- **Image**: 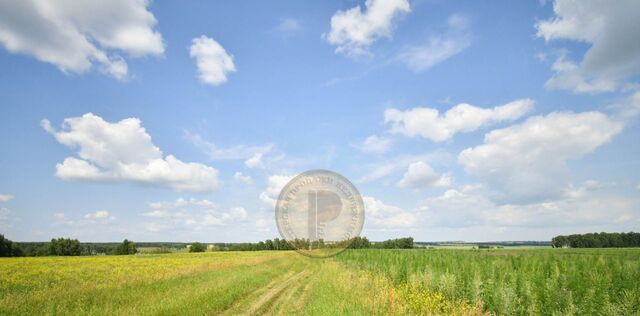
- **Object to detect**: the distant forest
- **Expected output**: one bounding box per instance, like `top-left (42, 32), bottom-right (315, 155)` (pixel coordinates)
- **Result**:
top-left (1, 234), bottom-right (413, 257)
top-left (6, 232), bottom-right (639, 257)
top-left (552, 232), bottom-right (640, 248)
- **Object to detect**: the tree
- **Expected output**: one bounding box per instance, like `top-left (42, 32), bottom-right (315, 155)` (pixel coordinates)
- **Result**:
top-left (189, 242), bottom-right (206, 252)
top-left (374, 237), bottom-right (414, 249)
top-left (348, 236), bottom-right (371, 249)
top-left (113, 239), bottom-right (137, 255)
top-left (0, 234), bottom-right (23, 257)
top-left (48, 238), bottom-right (81, 256)
top-left (552, 232), bottom-right (640, 248)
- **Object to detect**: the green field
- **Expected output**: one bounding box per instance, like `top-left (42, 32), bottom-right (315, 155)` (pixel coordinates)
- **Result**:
top-left (1, 248), bottom-right (639, 315)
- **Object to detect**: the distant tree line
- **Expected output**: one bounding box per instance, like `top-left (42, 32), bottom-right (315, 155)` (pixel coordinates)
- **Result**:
top-left (552, 232), bottom-right (640, 248)
top-left (373, 237), bottom-right (414, 249)
top-left (218, 238), bottom-right (297, 251)
top-left (2, 233), bottom-right (414, 257)
top-left (1, 235), bottom-right (138, 257)
top-left (190, 236), bottom-right (412, 252)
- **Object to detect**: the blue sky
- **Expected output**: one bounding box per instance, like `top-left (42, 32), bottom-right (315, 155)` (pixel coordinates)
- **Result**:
top-left (1, 0), bottom-right (639, 242)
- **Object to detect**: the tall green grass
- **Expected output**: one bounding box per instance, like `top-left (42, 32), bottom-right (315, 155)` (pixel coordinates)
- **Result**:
top-left (336, 248), bottom-right (640, 315)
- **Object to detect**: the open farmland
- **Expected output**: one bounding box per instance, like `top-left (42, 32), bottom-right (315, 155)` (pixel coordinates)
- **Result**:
top-left (1, 248), bottom-right (639, 315)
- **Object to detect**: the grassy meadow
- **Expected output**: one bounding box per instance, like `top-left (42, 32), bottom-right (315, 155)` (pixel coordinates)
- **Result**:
top-left (1, 248), bottom-right (639, 315)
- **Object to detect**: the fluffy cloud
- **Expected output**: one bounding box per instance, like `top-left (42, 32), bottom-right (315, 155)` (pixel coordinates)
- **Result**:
top-left (397, 161), bottom-right (451, 189)
top-left (324, 0), bottom-right (410, 56)
top-left (141, 198), bottom-right (247, 231)
top-left (259, 175), bottom-right (293, 207)
top-left (0, 0), bottom-right (164, 80)
top-left (357, 151), bottom-right (453, 183)
top-left (385, 98), bottom-right (534, 142)
top-left (228, 207), bottom-right (248, 220)
top-left (363, 196), bottom-right (416, 229)
top-left (398, 14), bottom-right (471, 71)
top-left (189, 35), bottom-right (236, 86)
top-left (355, 135), bottom-right (392, 154)
top-left (458, 111), bottom-right (624, 203)
top-left (420, 187), bottom-right (638, 229)
top-left (536, 0), bottom-right (640, 93)
top-left (233, 172), bottom-right (253, 185)
top-left (42, 113), bottom-right (220, 192)
top-left (0, 194), bottom-right (14, 202)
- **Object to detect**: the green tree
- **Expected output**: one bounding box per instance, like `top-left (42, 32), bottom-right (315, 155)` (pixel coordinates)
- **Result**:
top-left (48, 238), bottom-right (81, 256)
top-left (552, 232), bottom-right (640, 248)
top-left (189, 242), bottom-right (206, 252)
top-left (0, 234), bottom-right (23, 257)
top-left (113, 239), bottom-right (137, 255)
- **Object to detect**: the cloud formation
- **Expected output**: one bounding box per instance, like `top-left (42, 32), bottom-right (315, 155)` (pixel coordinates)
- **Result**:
top-left (458, 111), bottom-right (624, 203)
top-left (397, 161), bottom-right (451, 189)
top-left (0, 194), bottom-right (14, 202)
top-left (274, 18), bottom-right (302, 37)
top-left (385, 98), bottom-right (534, 142)
top-left (0, 0), bottom-right (164, 80)
top-left (324, 0), bottom-right (410, 56)
top-left (259, 174), bottom-right (292, 207)
top-left (420, 187), bottom-right (638, 229)
top-left (233, 172), bottom-right (253, 185)
top-left (355, 135), bottom-right (392, 154)
top-left (42, 113), bottom-right (220, 192)
top-left (83, 210), bottom-right (113, 220)
top-left (536, 0), bottom-right (640, 93)
top-left (190, 35), bottom-right (236, 86)
top-left (140, 197), bottom-right (247, 232)
top-left (398, 14), bottom-right (471, 71)
top-left (363, 196), bottom-right (416, 229)
top-left (185, 132), bottom-right (273, 161)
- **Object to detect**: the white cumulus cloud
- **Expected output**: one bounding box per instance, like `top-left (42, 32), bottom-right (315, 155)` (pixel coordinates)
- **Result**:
top-left (0, 194), bottom-right (14, 202)
top-left (42, 113), bottom-right (220, 192)
top-left (259, 174), bottom-right (293, 207)
top-left (363, 196), bottom-right (416, 230)
top-left (385, 98), bottom-right (534, 142)
top-left (458, 111), bottom-right (624, 203)
top-left (189, 35), bottom-right (236, 86)
top-left (397, 161), bottom-right (451, 189)
top-left (420, 188), bottom-right (639, 229)
top-left (536, 0), bottom-right (640, 93)
top-left (324, 0), bottom-right (410, 56)
top-left (0, 0), bottom-right (164, 80)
